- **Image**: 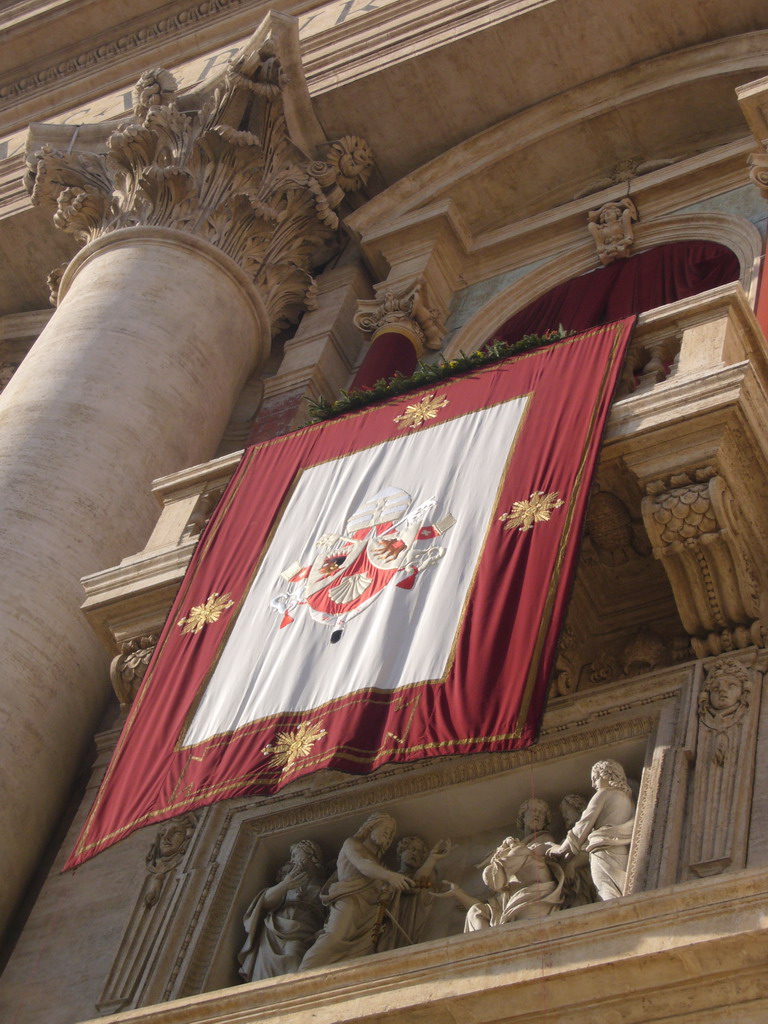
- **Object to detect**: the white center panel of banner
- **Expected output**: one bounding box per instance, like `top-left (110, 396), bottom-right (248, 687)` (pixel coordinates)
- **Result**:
top-left (183, 395), bottom-right (530, 746)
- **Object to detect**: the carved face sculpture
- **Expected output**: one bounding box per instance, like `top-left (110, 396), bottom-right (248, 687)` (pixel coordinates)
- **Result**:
top-left (157, 821), bottom-right (187, 859)
top-left (707, 673), bottom-right (744, 711)
top-left (367, 816), bottom-right (396, 851)
top-left (518, 798), bottom-right (551, 835)
top-left (397, 835), bottom-right (428, 870)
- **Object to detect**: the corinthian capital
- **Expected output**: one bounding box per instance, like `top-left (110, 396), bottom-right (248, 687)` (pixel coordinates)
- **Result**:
top-left (24, 26), bottom-right (373, 334)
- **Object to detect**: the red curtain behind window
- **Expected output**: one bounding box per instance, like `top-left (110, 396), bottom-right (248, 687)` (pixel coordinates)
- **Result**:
top-left (494, 241), bottom-right (740, 344)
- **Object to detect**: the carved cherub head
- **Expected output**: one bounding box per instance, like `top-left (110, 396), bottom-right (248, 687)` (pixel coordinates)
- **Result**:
top-left (559, 793), bottom-right (588, 831)
top-left (516, 797), bottom-right (551, 836)
top-left (146, 813), bottom-right (196, 874)
top-left (699, 658), bottom-right (751, 716)
top-left (397, 835), bottom-right (429, 870)
top-left (590, 759), bottom-right (632, 794)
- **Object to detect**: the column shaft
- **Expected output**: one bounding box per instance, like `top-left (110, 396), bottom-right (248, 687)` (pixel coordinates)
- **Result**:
top-left (0, 227), bottom-right (268, 935)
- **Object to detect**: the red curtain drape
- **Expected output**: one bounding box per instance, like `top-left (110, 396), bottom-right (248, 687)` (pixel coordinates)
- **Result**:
top-left (494, 241), bottom-right (740, 344)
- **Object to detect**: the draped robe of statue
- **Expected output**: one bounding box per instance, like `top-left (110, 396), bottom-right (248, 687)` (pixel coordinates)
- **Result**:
top-left (238, 875), bottom-right (324, 981)
top-left (562, 788), bottom-right (635, 900)
top-left (465, 832), bottom-right (564, 931)
top-left (299, 837), bottom-right (387, 969)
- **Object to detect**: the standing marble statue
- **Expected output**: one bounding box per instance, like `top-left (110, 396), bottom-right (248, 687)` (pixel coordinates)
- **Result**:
top-left (378, 835), bottom-right (452, 949)
top-left (557, 794), bottom-right (597, 908)
top-left (299, 813), bottom-right (414, 970)
top-left (238, 839), bottom-right (325, 981)
top-left (451, 798), bottom-right (564, 929)
top-left (548, 760), bottom-right (635, 900)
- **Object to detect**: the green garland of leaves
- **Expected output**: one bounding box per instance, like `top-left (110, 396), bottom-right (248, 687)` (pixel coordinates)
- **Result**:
top-left (306, 327), bottom-right (569, 422)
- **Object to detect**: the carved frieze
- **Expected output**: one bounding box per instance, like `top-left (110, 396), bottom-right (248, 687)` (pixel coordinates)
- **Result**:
top-left (587, 197), bottom-right (638, 265)
top-left (641, 467), bottom-right (766, 658)
top-left (353, 282), bottom-right (446, 353)
top-left (25, 51), bottom-right (373, 333)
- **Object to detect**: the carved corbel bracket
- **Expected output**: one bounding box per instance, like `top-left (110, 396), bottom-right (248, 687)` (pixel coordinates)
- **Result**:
top-left (747, 150), bottom-right (768, 201)
top-left (641, 466), bottom-right (765, 657)
top-left (587, 197), bottom-right (638, 266)
top-left (736, 76), bottom-right (768, 199)
top-left (353, 280), bottom-right (446, 354)
top-left (110, 633), bottom-right (159, 714)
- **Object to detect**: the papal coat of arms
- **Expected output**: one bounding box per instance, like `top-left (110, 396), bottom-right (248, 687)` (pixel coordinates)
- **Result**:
top-left (271, 486), bottom-right (456, 642)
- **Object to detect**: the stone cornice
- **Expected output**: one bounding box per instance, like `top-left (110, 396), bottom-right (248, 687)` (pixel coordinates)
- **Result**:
top-left (0, 1), bottom-right (329, 136)
top-left (78, 865), bottom-right (768, 1024)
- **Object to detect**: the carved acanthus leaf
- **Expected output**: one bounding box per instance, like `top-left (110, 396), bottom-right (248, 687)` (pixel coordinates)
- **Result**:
top-left (26, 52), bottom-right (374, 330)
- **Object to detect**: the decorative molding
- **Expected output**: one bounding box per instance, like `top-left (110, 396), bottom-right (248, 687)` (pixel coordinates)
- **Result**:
top-left (587, 197), bottom-right (638, 265)
top-left (354, 281), bottom-right (445, 353)
top-left (0, 0), bottom-right (247, 109)
top-left (25, 37), bottom-right (373, 332)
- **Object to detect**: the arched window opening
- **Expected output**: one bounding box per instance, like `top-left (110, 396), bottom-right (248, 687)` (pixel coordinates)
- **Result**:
top-left (494, 241), bottom-right (740, 344)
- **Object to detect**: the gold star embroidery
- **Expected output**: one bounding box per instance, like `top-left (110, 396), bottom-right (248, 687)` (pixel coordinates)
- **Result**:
top-left (499, 491), bottom-right (565, 533)
top-left (177, 592), bottom-right (235, 635)
top-left (394, 393), bottom-right (449, 430)
top-left (263, 721), bottom-right (327, 773)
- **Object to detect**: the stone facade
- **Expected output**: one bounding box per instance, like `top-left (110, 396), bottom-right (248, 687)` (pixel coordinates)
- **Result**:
top-left (3, 2), bottom-right (768, 1023)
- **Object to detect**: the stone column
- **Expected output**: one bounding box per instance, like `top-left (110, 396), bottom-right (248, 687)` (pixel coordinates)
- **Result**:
top-left (2, 38), bottom-right (373, 936)
top-left (0, 227), bottom-right (267, 937)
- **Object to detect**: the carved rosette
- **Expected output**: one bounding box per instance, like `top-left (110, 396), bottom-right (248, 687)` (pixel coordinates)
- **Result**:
top-left (353, 283), bottom-right (446, 353)
top-left (110, 634), bottom-right (159, 714)
top-left (642, 467), bottom-right (765, 657)
top-left (25, 56), bottom-right (374, 332)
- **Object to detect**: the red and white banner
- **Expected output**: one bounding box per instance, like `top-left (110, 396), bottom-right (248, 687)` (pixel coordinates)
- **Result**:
top-left (67, 320), bottom-right (634, 868)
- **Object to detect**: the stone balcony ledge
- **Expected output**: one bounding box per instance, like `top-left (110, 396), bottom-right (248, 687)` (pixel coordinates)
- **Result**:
top-left (81, 864), bottom-right (768, 1024)
top-left (81, 282), bottom-right (768, 654)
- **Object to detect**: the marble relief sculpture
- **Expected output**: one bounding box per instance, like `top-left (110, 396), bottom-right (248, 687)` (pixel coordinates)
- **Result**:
top-left (451, 799), bottom-right (565, 930)
top-left (548, 759), bottom-right (636, 900)
top-left (587, 198), bottom-right (638, 265)
top-left (238, 767), bottom-right (637, 980)
top-left (558, 794), bottom-right (598, 908)
top-left (238, 840), bottom-right (326, 982)
top-left (298, 813), bottom-right (415, 970)
top-left (379, 835), bottom-right (452, 950)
